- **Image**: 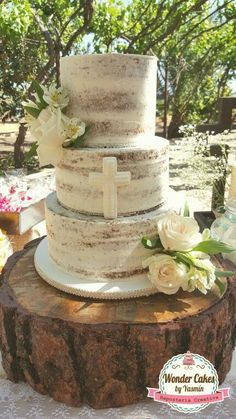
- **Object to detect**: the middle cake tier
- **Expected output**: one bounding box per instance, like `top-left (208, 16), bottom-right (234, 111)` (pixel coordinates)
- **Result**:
top-left (56, 137), bottom-right (169, 216)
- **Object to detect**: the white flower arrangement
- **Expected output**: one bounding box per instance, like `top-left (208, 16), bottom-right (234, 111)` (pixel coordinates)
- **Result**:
top-left (42, 84), bottom-right (69, 109)
top-left (142, 212), bottom-right (236, 295)
top-left (22, 81), bottom-right (86, 167)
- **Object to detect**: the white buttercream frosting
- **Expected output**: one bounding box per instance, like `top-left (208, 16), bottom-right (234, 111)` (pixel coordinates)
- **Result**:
top-left (56, 137), bottom-right (169, 215)
top-left (60, 54), bottom-right (157, 147)
top-left (46, 193), bottom-right (174, 283)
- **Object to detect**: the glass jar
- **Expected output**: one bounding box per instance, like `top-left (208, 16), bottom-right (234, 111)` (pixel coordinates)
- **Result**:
top-left (210, 199), bottom-right (236, 265)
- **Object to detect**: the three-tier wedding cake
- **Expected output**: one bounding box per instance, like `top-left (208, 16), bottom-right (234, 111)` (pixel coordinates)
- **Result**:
top-left (34, 53), bottom-right (177, 298)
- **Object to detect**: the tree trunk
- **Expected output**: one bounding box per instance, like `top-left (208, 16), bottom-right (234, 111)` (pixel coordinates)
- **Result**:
top-left (14, 123), bottom-right (27, 168)
top-left (55, 44), bottom-right (60, 87)
top-left (167, 108), bottom-right (185, 138)
top-left (163, 61), bottom-right (168, 138)
top-left (211, 144), bottom-right (229, 211)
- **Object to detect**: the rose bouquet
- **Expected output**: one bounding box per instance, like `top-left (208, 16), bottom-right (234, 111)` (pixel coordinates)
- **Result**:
top-left (142, 212), bottom-right (236, 295)
top-left (23, 81), bottom-right (86, 167)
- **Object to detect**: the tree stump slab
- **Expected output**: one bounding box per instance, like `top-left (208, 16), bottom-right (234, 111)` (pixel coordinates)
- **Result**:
top-left (0, 238), bottom-right (236, 408)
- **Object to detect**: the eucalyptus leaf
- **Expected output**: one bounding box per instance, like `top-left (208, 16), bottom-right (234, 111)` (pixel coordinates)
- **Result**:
top-left (215, 278), bottom-right (226, 295)
top-left (141, 236), bottom-right (163, 250)
top-left (192, 240), bottom-right (236, 255)
top-left (24, 106), bottom-right (41, 118)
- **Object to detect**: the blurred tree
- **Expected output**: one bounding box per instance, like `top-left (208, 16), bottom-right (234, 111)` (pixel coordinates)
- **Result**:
top-left (0, 0), bottom-right (93, 117)
top-left (0, 0), bottom-right (93, 165)
top-left (91, 0), bottom-right (236, 136)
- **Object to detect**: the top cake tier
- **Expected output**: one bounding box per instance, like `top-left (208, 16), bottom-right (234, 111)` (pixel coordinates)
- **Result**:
top-left (60, 54), bottom-right (157, 148)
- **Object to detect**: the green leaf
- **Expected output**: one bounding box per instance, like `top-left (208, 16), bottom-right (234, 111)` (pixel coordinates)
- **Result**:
top-left (202, 228), bottom-right (211, 241)
top-left (192, 240), bottom-right (236, 255)
top-left (75, 125), bottom-right (90, 147)
top-left (215, 270), bottom-right (236, 278)
top-left (180, 200), bottom-right (190, 217)
top-left (141, 236), bottom-right (163, 250)
top-left (36, 101), bottom-right (47, 111)
top-left (173, 251), bottom-right (195, 267)
top-left (215, 278), bottom-right (226, 295)
top-left (31, 80), bottom-right (47, 107)
top-left (24, 106), bottom-right (41, 118)
top-left (73, 136), bottom-right (87, 148)
top-left (24, 142), bottom-right (38, 161)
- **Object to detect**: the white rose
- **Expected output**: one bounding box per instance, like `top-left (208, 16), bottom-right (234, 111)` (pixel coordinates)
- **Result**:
top-left (29, 107), bottom-right (64, 144)
top-left (28, 107), bottom-right (66, 167)
top-left (37, 143), bottom-right (63, 167)
top-left (143, 254), bottom-right (188, 295)
top-left (28, 107), bottom-right (51, 141)
top-left (157, 213), bottom-right (202, 252)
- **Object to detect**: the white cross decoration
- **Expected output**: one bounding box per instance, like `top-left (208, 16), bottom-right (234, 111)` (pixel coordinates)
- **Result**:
top-left (89, 157), bottom-right (131, 219)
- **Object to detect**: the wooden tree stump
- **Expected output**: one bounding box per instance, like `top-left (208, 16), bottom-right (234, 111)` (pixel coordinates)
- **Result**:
top-left (0, 238), bottom-right (236, 409)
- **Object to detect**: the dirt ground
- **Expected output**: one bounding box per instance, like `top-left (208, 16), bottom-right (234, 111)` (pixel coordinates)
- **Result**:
top-left (1, 123), bottom-right (236, 212)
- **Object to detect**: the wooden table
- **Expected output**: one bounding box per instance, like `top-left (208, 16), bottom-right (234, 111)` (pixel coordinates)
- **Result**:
top-left (0, 233), bottom-right (236, 408)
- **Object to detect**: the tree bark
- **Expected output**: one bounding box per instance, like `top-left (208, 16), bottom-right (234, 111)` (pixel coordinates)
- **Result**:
top-left (167, 108), bottom-right (184, 138)
top-left (13, 123), bottom-right (28, 168)
top-left (210, 144), bottom-right (229, 211)
top-left (163, 61), bottom-right (168, 138)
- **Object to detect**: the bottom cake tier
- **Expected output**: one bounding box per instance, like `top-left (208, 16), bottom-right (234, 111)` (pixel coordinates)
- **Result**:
top-left (35, 192), bottom-right (180, 298)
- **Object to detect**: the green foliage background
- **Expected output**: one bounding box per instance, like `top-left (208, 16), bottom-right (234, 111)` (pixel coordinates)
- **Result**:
top-left (0, 0), bottom-right (235, 128)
